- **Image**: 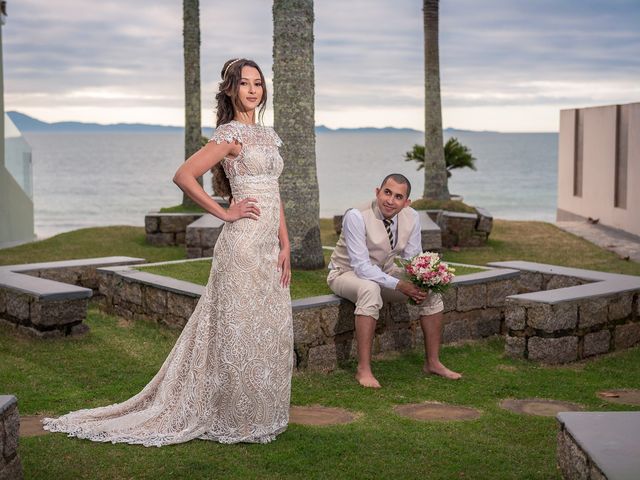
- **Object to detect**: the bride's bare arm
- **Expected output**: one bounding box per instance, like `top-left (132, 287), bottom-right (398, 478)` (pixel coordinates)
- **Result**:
top-left (172, 141), bottom-right (260, 222)
top-left (277, 201), bottom-right (291, 287)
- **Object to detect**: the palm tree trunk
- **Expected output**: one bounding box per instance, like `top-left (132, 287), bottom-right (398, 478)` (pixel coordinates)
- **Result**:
top-left (182, 0), bottom-right (203, 208)
top-left (273, 0), bottom-right (324, 269)
top-left (423, 0), bottom-right (450, 200)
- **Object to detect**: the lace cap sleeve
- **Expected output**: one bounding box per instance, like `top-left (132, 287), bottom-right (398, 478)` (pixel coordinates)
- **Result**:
top-left (271, 129), bottom-right (284, 147)
top-left (209, 123), bottom-right (242, 145)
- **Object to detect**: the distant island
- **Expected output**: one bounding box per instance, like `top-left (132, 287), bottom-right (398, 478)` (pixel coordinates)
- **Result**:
top-left (7, 111), bottom-right (550, 135)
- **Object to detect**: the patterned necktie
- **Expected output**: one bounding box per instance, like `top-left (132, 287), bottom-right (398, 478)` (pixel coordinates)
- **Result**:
top-left (383, 218), bottom-right (394, 248)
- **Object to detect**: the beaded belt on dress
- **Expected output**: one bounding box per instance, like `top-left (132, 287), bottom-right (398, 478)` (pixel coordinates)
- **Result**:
top-left (231, 174), bottom-right (280, 196)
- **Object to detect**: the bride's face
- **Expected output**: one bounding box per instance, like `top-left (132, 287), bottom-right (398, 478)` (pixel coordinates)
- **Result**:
top-left (235, 66), bottom-right (263, 114)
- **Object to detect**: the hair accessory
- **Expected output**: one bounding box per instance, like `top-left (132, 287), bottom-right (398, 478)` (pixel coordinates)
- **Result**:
top-left (223, 59), bottom-right (242, 79)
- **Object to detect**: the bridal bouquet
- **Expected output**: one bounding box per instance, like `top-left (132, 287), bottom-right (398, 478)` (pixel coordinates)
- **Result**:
top-left (395, 251), bottom-right (455, 300)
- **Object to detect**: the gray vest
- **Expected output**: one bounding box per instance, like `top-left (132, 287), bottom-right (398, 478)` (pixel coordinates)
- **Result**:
top-left (330, 200), bottom-right (418, 273)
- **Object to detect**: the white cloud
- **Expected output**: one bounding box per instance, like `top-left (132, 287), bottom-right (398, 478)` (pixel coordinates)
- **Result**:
top-left (3, 0), bottom-right (639, 131)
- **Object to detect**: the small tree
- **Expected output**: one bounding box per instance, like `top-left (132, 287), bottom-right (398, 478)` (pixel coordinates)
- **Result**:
top-left (405, 137), bottom-right (476, 178)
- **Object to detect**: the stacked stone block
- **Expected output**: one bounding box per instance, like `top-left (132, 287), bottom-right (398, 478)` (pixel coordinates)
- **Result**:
top-left (185, 214), bottom-right (226, 258)
top-left (145, 213), bottom-right (204, 246)
top-left (0, 396), bottom-right (22, 480)
top-left (505, 288), bottom-right (640, 364)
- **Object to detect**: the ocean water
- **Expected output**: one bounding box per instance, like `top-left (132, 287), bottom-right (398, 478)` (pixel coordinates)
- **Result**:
top-left (22, 130), bottom-right (558, 240)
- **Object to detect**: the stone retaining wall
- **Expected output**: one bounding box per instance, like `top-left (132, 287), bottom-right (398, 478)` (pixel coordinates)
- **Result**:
top-left (145, 213), bottom-right (204, 246)
top-left (0, 395), bottom-right (22, 480)
top-left (505, 290), bottom-right (640, 364)
top-left (431, 208), bottom-right (493, 248)
top-left (557, 419), bottom-right (608, 479)
top-left (491, 261), bottom-right (640, 364)
top-left (0, 257), bottom-right (146, 338)
top-left (96, 263), bottom-right (521, 371)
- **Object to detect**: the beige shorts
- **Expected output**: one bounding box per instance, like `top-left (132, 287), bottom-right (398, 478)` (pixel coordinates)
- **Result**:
top-left (327, 266), bottom-right (444, 320)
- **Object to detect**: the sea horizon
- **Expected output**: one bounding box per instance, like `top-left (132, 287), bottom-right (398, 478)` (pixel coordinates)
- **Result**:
top-left (20, 126), bottom-right (558, 241)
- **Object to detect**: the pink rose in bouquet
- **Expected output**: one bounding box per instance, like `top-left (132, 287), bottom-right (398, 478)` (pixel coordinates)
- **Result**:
top-left (394, 251), bottom-right (455, 302)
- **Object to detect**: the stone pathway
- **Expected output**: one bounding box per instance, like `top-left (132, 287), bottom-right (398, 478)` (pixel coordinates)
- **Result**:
top-left (394, 402), bottom-right (481, 421)
top-left (499, 399), bottom-right (583, 417)
top-left (556, 221), bottom-right (640, 262)
top-left (289, 406), bottom-right (358, 426)
top-left (597, 389), bottom-right (640, 406)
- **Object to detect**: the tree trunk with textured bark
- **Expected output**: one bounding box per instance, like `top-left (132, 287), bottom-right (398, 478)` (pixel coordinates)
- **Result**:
top-left (273, 0), bottom-right (324, 269)
top-left (182, 0), bottom-right (203, 207)
top-left (423, 0), bottom-right (450, 200)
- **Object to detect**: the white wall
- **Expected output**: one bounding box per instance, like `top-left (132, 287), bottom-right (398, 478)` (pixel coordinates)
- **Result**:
top-left (557, 102), bottom-right (640, 237)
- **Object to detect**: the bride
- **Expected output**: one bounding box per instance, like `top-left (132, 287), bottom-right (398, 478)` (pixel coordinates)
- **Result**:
top-left (42, 58), bottom-right (294, 446)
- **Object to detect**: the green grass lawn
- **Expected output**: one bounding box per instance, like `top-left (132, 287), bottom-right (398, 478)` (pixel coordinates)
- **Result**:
top-left (136, 255), bottom-right (483, 300)
top-left (441, 220), bottom-right (640, 276)
top-left (2, 310), bottom-right (639, 479)
top-left (1, 218), bottom-right (639, 478)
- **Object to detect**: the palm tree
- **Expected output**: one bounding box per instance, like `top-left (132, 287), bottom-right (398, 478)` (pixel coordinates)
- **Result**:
top-left (273, 0), bottom-right (324, 269)
top-left (182, 0), bottom-right (202, 208)
top-left (405, 138), bottom-right (477, 177)
top-left (423, 0), bottom-right (450, 200)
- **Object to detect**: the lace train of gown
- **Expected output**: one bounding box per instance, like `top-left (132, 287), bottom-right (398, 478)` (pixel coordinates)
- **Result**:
top-left (42, 121), bottom-right (294, 447)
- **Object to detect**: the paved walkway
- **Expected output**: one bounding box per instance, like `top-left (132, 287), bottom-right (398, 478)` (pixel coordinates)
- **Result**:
top-left (556, 221), bottom-right (640, 263)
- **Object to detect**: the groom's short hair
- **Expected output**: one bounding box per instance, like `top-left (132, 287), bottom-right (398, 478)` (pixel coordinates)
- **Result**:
top-left (380, 173), bottom-right (412, 198)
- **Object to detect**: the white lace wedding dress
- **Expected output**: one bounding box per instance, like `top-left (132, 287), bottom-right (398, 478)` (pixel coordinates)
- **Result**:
top-left (42, 121), bottom-right (294, 447)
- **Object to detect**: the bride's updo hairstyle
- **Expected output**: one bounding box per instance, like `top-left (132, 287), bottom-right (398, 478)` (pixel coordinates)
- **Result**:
top-left (212, 58), bottom-right (268, 199)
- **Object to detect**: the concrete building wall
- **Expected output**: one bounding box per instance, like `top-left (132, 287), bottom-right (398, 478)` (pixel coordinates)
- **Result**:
top-left (557, 102), bottom-right (640, 237)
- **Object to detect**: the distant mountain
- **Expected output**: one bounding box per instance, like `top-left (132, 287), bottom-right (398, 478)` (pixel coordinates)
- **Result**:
top-left (6, 111), bottom-right (554, 135)
top-left (315, 124), bottom-right (421, 133)
top-left (8, 112), bottom-right (423, 134)
top-left (7, 111), bottom-right (192, 133)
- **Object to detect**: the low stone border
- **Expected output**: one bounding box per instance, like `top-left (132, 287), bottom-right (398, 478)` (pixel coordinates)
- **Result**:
top-left (0, 395), bottom-right (23, 480)
top-left (435, 208), bottom-right (493, 248)
top-left (145, 213), bottom-right (204, 246)
top-left (0, 257), bottom-right (145, 338)
top-left (491, 261), bottom-right (640, 364)
top-left (500, 398), bottom-right (583, 417)
top-left (96, 260), bottom-right (520, 371)
top-left (289, 405), bottom-right (359, 426)
top-left (185, 214), bottom-right (225, 258)
top-left (393, 402), bottom-right (481, 421)
top-left (557, 412), bottom-right (640, 479)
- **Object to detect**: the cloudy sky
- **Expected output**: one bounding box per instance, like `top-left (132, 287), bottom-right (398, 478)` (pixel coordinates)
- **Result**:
top-left (3, 0), bottom-right (639, 132)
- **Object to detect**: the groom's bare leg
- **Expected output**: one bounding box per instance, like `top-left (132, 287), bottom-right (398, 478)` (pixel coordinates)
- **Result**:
top-left (354, 315), bottom-right (381, 388)
top-left (419, 312), bottom-right (462, 380)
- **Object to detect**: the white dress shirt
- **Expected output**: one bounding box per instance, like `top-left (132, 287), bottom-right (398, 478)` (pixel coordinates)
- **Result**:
top-left (330, 207), bottom-right (422, 290)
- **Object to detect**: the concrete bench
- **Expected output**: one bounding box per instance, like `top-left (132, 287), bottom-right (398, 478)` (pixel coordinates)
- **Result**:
top-left (0, 395), bottom-right (22, 480)
top-left (0, 257), bottom-right (145, 338)
top-left (489, 261), bottom-right (640, 363)
top-left (557, 412), bottom-right (640, 479)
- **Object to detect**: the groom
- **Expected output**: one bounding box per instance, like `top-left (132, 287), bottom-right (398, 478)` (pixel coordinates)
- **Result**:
top-left (327, 173), bottom-right (461, 388)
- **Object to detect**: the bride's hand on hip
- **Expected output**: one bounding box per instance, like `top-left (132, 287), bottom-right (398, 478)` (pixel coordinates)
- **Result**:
top-left (277, 246), bottom-right (291, 288)
top-left (224, 197), bottom-right (260, 222)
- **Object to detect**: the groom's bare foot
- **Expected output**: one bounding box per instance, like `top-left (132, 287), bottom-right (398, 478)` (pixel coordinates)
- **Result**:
top-left (355, 367), bottom-right (381, 388)
top-left (423, 362), bottom-right (462, 380)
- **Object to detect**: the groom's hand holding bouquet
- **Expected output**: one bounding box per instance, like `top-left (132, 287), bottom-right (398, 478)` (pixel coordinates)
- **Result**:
top-left (395, 251), bottom-right (455, 305)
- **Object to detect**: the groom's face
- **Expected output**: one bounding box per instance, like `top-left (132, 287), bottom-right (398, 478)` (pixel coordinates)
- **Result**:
top-left (375, 178), bottom-right (411, 219)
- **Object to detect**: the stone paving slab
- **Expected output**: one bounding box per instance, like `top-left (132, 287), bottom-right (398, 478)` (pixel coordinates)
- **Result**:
top-left (499, 398), bottom-right (583, 417)
top-left (597, 389), bottom-right (640, 406)
top-left (19, 415), bottom-right (47, 437)
top-left (556, 221), bottom-right (640, 263)
top-left (394, 402), bottom-right (481, 421)
top-left (558, 412), bottom-right (640, 480)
